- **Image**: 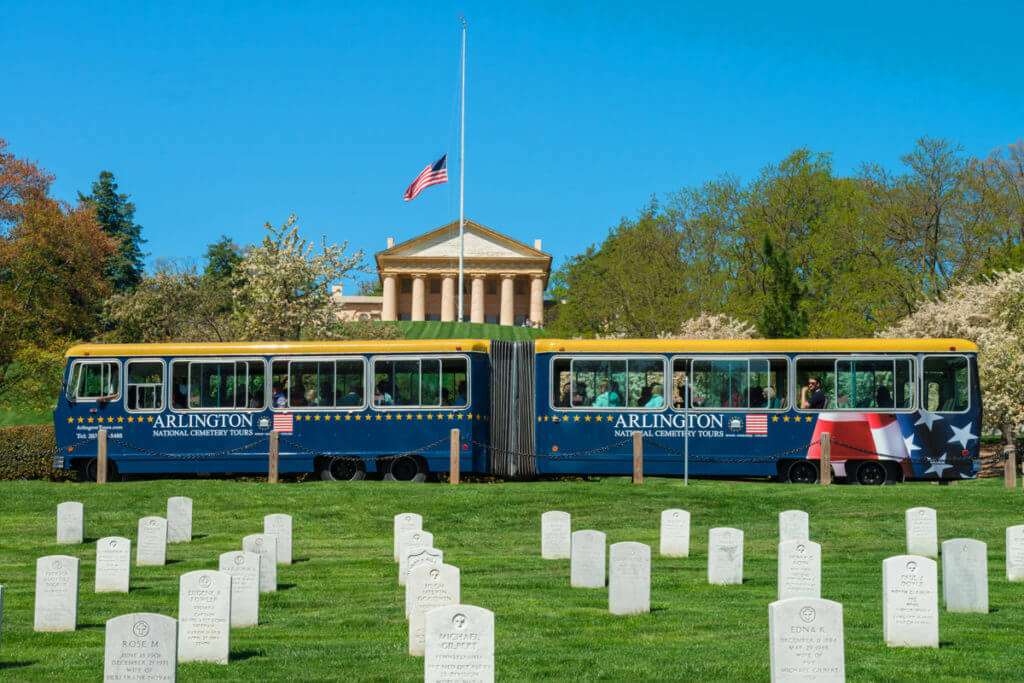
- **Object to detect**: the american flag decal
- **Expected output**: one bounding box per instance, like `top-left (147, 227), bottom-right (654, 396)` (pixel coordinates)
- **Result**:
top-left (746, 414), bottom-right (768, 434)
top-left (272, 413), bottom-right (294, 435)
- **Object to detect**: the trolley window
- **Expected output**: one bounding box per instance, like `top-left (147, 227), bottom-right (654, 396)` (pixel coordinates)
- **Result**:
top-left (269, 358), bottom-right (365, 409)
top-left (689, 358), bottom-right (788, 410)
top-left (835, 358), bottom-right (913, 410)
top-left (794, 358), bottom-right (838, 410)
top-left (567, 357), bottom-right (666, 409)
top-left (125, 360), bottom-right (164, 412)
top-left (170, 359), bottom-right (265, 410)
top-left (923, 355), bottom-right (970, 413)
top-left (67, 360), bottom-right (120, 402)
top-left (373, 357), bottom-right (468, 408)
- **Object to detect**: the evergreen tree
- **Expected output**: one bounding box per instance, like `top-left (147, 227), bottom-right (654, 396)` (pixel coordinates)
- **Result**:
top-left (79, 171), bottom-right (146, 292)
top-left (757, 236), bottom-right (808, 338)
top-left (204, 234), bottom-right (243, 282)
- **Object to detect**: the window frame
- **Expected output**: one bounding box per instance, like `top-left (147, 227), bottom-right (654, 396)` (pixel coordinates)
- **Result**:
top-left (124, 358), bottom-right (166, 413)
top-left (370, 354), bottom-right (470, 411)
top-left (682, 355), bottom-right (791, 412)
top-left (921, 353), bottom-right (971, 415)
top-left (66, 359), bottom-right (121, 403)
top-left (793, 354), bottom-right (917, 413)
top-left (269, 356), bottom-right (367, 412)
top-left (549, 355), bottom-right (669, 412)
top-left (169, 357), bottom-right (267, 413)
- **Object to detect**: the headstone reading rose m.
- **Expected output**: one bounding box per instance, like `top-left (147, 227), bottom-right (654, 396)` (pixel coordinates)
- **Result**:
top-left (96, 536), bottom-right (131, 593)
top-left (905, 507), bottom-right (938, 557)
top-left (57, 501), bottom-right (83, 545)
top-left (768, 597), bottom-right (845, 682)
top-left (424, 604), bottom-right (494, 683)
top-left (241, 534), bottom-right (278, 593)
top-left (778, 540), bottom-right (821, 600)
top-left (779, 510), bottom-right (809, 544)
top-left (264, 513), bottom-right (293, 565)
top-left (104, 613), bottom-right (177, 683)
top-left (708, 527), bottom-right (744, 585)
top-left (1005, 525), bottom-right (1024, 582)
top-left (34, 555), bottom-right (79, 631)
top-left (571, 530), bottom-right (607, 589)
top-left (882, 554), bottom-right (939, 648)
top-left (218, 551), bottom-right (260, 627)
top-left (609, 542), bottom-right (650, 615)
top-left (166, 496), bottom-right (193, 544)
top-left (941, 538), bottom-right (988, 613)
top-left (659, 509), bottom-right (690, 557)
top-left (398, 530), bottom-right (435, 587)
top-left (404, 548), bottom-right (444, 589)
top-left (394, 513), bottom-right (423, 562)
top-left (407, 563), bottom-right (460, 656)
top-left (136, 516), bottom-right (168, 567)
top-left (177, 570), bottom-right (231, 664)
top-left (541, 511), bottom-right (571, 560)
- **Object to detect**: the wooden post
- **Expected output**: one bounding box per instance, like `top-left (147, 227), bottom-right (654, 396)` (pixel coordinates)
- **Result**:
top-left (97, 428), bottom-right (108, 484)
top-left (1005, 445), bottom-right (1018, 488)
top-left (268, 430), bottom-right (279, 484)
top-left (632, 431), bottom-right (643, 484)
top-left (450, 429), bottom-right (460, 485)
top-left (820, 431), bottom-right (831, 485)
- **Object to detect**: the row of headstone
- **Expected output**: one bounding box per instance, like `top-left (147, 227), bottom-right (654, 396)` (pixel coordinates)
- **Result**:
top-left (58, 497), bottom-right (196, 546)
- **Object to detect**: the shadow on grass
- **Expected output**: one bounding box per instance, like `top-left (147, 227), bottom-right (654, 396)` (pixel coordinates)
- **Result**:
top-left (291, 558), bottom-right (310, 564)
top-left (192, 534), bottom-right (209, 540)
top-left (164, 559), bottom-right (184, 565)
top-left (0, 662), bottom-right (36, 670)
top-left (80, 623), bottom-right (106, 629)
top-left (650, 606), bottom-right (668, 613)
top-left (277, 583), bottom-right (297, 591)
top-left (940, 642), bottom-right (955, 648)
top-left (231, 649), bottom-right (265, 661)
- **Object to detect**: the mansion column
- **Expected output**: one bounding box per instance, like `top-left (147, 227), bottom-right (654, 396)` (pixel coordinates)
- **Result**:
top-left (530, 275), bottom-right (545, 326)
top-left (441, 276), bottom-right (456, 322)
top-left (470, 274), bottom-right (485, 324)
top-left (500, 274), bottom-right (515, 326)
top-left (381, 273), bottom-right (397, 321)
top-left (411, 274), bottom-right (426, 321)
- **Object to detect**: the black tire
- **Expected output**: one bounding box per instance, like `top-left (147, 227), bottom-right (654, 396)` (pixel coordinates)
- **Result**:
top-left (383, 456), bottom-right (427, 483)
top-left (78, 459), bottom-right (120, 483)
top-left (786, 460), bottom-right (819, 484)
top-left (319, 457), bottom-right (367, 481)
top-left (854, 460), bottom-right (888, 486)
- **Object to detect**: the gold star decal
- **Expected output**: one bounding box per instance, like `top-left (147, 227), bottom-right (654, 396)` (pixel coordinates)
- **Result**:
top-left (314, 415), bottom-right (321, 421)
top-left (345, 414), bottom-right (351, 420)
top-left (783, 416), bottom-right (790, 422)
top-left (67, 417), bottom-right (74, 423)
top-left (467, 413), bottom-right (474, 420)
top-left (394, 414), bottom-right (401, 420)
top-left (126, 416), bottom-right (133, 423)
top-left (76, 417), bottom-right (84, 423)
top-left (537, 416), bottom-right (543, 422)
top-left (406, 414), bottom-right (413, 420)
top-left (416, 414), bottom-right (422, 420)
top-left (375, 414), bottom-right (382, 421)
top-left (147, 416), bottom-right (154, 422)
top-left (574, 415), bottom-right (580, 422)
top-left (448, 413), bottom-right (455, 420)
top-left (427, 414), bottom-right (433, 420)
top-left (87, 417), bottom-right (94, 423)
top-left (772, 416), bottom-right (779, 422)
top-left (457, 413), bottom-right (463, 420)
top-left (117, 416), bottom-right (124, 423)
top-left (584, 415), bottom-right (591, 422)
top-left (385, 414), bottom-right (392, 420)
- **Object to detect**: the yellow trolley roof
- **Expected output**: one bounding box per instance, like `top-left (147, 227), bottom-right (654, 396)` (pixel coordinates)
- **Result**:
top-left (66, 339), bottom-right (491, 357)
top-left (534, 338), bottom-right (977, 353)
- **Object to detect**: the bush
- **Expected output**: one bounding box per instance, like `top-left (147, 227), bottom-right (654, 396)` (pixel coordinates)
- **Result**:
top-left (0, 424), bottom-right (77, 481)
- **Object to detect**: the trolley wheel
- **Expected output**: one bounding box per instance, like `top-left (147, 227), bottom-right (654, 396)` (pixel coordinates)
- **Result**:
top-left (786, 460), bottom-right (819, 484)
top-left (78, 459), bottom-right (120, 483)
top-left (383, 456), bottom-right (427, 483)
top-left (319, 457), bottom-right (366, 481)
top-left (854, 460), bottom-right (888, 486)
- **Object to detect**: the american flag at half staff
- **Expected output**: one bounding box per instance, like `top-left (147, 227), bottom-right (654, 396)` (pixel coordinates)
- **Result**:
top-left (403, 154), bottom-right (448, 201)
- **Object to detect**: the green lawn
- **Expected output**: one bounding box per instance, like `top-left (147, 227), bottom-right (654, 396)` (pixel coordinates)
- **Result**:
top-left (0, 477), bottom-right (1021, 681)
top-left (0, 406), bottom-right (51, 428)
top-left (396, 320), bottom-right (549, 341)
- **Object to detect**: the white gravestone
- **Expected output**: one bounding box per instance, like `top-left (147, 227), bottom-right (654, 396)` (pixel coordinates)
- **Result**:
top-left (779, 510), bottom-right (809, 544)
top-left (394, 513), bottom-right (423, 562)
top-left (941, 538), bottom-right (988, 613)
top-left (778, 540), bottom-right (821, 600)
top-left (424, 604), bottom-right (494, 683)
top-left (905, 507), bottom-right (938, 557)
top-left (408, 563), bottom-right (460, 656)
top-left (96, 536), bottom-right (131, 593)
top-left (219, 551), bottom-right (260, 627)
top-left (398, 530), bottom-right (435, 586)
top-left (34, 555), bottom-right (79, 631)
top-left (57, 501), bottom-right (83, 544)
top-left (242, 534), bottom-right (278, 593)
top-left (178, 570), bottom-right (231, 664)
top-left (137, 516), bottom-right (168, 566)
top-left (708, 527), bottom-right (744, 585)
top-left (769, 597), bottom-right (845, 682)
top-left (541, 511), bottom-right (571, 560)
top-left (166, 496), bottom-right (193, 543)
top-left (1007, 525), bottom-right (1024, 582)
top-left (882, 554), bottom-right (939, 648)
top-left (404, 548), bottom-right (444, 589)
top-left (264, 513), bottom-right (293, 565)
top-left (571, 530), bottom-right (607, 589)
top-left (104, 613), bottom-right (177, 683)
top-left (609, 542), bottom-right (650, 615)
top-left (660, 509), bottom-right (690, 557)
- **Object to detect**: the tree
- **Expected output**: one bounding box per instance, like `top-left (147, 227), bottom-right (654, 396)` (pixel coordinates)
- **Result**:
top-left (204, 235), bottom-right (244, 283)
top-left (355, 279), bottom-right (384, 296)
top-left (658, 313), bottom-right (758, 340)
top-left (756, 236), bottom-right (808, 338)
top-left (79, 171), bottom-right (146, 293)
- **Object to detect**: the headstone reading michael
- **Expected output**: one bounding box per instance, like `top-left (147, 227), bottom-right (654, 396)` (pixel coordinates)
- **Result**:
top-left (659, 509), bottom-right (690, 557)
top-left (242, 534), bottom-right (278, 593)
top-left (424, 604), bottom-right (494, 683)
top-left (219, 551), bottom-right (260, 627)
top-left (104, 613), bottom-right (177, 683)
top-left (136, 516), bottom-right (168, 567)
top-left (708, 527), bottom-right (744, 585)
top-left (34, 555), bottom-right (79, 631)
top-left (264, 513), bottom-right (293, 565)
top-left (96, 536), bottom-right (131, 593)
top-left (941, 538), bottom-right (988, 613)
top-left (178, 570), bottom-right (231, 664)
top-left (882, 554), bottom-right (939, 648)
top-left (57, 501), bottom-right (83, 544)
top-left (407, 563), bottom-right (460, 656)
top-left (166, 496), bottom-right (193, 544)
top-left (779, 510), bottom-right (809, 544)
top-left (394, 513), bottom-right (423, 562)
top-left (905, 507), bottom-right (938, 557)
top-left (1007, 524), bottom-right (1024, 582)
top-left (571, 530), bottom-right (607, 589)
top-left (609, 542), bottom-right (650, 615)
top-left (778, 540), bottom-right (821, 600)
top-left (541, 511), bottom-right (571, 560)
top-left (768, 597), bottom-right (845, 682)
top-left (398, 530), bottom-right (435, 586)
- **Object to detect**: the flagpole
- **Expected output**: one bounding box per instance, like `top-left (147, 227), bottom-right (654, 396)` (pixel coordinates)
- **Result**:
top-left (457, 16), bottom-right (467, 322)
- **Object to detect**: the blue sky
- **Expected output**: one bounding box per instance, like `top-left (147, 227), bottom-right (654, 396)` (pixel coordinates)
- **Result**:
top-left (2, 1), bottom-right (1021, 288)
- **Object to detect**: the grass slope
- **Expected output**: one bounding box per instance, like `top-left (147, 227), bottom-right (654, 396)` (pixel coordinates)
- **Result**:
top-left (0, 478), bottom-right (1021, 681)
top-left (0, 406), bottom-right (51, 427)
top-left (397, 320), bottom-right (549, 341)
